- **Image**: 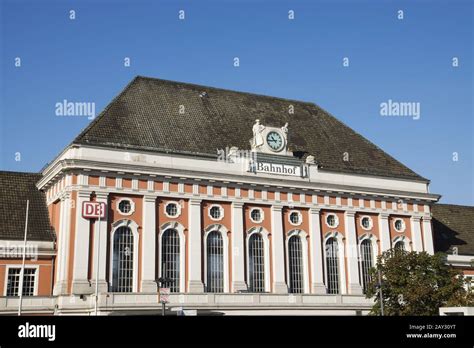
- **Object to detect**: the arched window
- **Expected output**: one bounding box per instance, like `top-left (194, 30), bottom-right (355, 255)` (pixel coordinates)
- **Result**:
top-left (394, 240), bottom-right (405, 251)
top-left (288, 235), bottom-right (304, 293)
top-left (325, 237), bottom-right (340, 294)
top-left (360, 239), bottom-right (374, 294)
top-left (112, 226), bottom-right (134, 292)
top-left (248, 233), bottom-right (265, 293)
top-left (161, 229), bottom-right (180, 292)
top-left (206, 231), bottom-right (224, 293)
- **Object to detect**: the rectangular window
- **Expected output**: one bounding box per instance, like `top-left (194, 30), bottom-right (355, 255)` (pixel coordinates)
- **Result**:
top-left (6, 268), bottom-right (37, 297)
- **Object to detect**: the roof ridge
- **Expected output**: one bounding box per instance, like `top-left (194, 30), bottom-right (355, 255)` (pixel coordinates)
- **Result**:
top-left (135, 75), bottom-right (317, 106)
top-left (435, 203), bottom-right (474, 209)
top-left (0, 170), bottom-right (41, 176)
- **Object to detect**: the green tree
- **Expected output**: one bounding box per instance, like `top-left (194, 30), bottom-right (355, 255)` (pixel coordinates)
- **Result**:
top-left (365, 249), bottom-right (473, 315)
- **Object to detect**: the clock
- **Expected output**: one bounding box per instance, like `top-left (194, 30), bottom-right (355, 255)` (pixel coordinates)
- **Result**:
top-left (266, 131), bottom-right (284, 152)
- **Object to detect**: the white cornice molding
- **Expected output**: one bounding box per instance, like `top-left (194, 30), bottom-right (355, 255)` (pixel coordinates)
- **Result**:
top-left (446, 254), bottom-right (474, 268)
top-left (36, 144), bottom-right (440, 202)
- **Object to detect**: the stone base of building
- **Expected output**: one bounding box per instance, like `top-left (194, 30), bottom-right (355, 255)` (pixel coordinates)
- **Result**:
top-left (0, 293), bottom-right (374, 316)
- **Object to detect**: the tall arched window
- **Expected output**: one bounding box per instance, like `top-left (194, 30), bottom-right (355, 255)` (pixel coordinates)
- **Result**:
top-left (394, 240), bottom-right (405, 251)
top-left (325, 237), bottom-right (340, 294)
top-left (112, 226), bottom-right (134, 292)
top-left (206, 231), bottom-right (224, 293)
top-left (288, 235), bottom-right (304, 293)
top-left (360, 239), bottom-right (373, 294)
top-left (161, 229), bottom-right (180, 292)
top-left (248, 233), bottom-right (265, 293)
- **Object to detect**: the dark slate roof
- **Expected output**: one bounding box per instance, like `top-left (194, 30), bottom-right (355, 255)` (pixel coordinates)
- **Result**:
top-left (0, 171), bottom-right (55, 242)
top-left (73, 76), bottom-right (427, 181)
top-left (432, 204), bottom-right (474, 256)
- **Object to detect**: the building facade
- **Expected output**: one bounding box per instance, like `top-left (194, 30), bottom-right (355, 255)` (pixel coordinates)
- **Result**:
top-left (0, 76), bottom-right (472, 315)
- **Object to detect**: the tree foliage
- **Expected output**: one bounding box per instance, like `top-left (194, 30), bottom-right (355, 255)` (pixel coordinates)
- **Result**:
top-left (365, 249), bottom-right (473, 315)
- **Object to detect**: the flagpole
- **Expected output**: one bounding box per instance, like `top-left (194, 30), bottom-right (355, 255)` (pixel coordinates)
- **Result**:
top-left (18, 200), bottom-right (30, 316)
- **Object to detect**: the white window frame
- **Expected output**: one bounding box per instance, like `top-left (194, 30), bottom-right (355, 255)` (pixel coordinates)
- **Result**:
top-left (392, 235), bottom-right (411, 251)
top-left (393, 218), bottom-right (406, 233)
top-left (3, 265), bottom-right (39, 296)
top-left (164, 201), bottom-right (182, 218)
top-left (208, 204), bottom-right (224, 222)
top-left (246, 226), bottom-right (271, 292)
top-left (109, 219), bottom-right (139, 292)
top-left (359, 216), bottom-right (373, 231)
top-left (203, 224), bottom-right (230, 293)
top-left (285, 230), bottom-right (310, 293)
top-left (116, 198), bottom-right (135, 216)
top-left (288, 210), bottom-right (302, 226)
top-left (249, 207), bottom-right (264, 224)
top-left (323, 231), bottom-right (347, 295)
top-left (325, 213), bottom-right (340, 228)
top-left (158, 221), bottom-right (186, 292)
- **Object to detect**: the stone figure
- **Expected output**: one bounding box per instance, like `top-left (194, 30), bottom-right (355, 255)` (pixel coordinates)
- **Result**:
top-left (252, 119), bottom-right (265, 148)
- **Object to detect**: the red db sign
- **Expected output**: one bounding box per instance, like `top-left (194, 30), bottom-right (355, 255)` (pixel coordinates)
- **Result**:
top-left (82, 202), bottom-right (106, 219)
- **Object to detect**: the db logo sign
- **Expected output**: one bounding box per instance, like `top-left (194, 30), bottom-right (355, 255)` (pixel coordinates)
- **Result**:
top-left (82, 202), bottom-right (106, 219)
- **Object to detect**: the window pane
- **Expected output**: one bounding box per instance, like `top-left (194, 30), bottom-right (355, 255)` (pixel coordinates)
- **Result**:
top-left (162, 229), bottom-right (180, 292)
top-left (360, 240), bottom-right (373, 294)
top-left (6, 268), bottom-right (36, 297)
top-left (206, 231), bottom-right (224, 293)
top-left (326, 238), bottom-right (340, 294)
top-left (6, 268), bottom-right (21, 296)
top-left (249, 234), bottom-right (265, 292)
top-left (112, 227), bottom-right (134, 292)
top-left (288, 236), bottom-right (304, 293)
top-left (394, 241), bottom-right (405, 251)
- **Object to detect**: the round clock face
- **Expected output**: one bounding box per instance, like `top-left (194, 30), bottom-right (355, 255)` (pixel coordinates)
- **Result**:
top-left (266, 131), bottom-right (284, 151)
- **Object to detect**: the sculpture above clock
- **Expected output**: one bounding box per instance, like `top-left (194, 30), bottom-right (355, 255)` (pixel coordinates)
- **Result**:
top-left (250, 119), bottom-right (292, 156)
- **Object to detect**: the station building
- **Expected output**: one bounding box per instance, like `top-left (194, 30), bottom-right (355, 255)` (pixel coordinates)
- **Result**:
top-left (0, 76), bottom-right (472, 315)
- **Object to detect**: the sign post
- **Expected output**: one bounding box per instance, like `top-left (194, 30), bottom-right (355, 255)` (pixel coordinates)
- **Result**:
top-left (159, 287), bottom-right (170, 316)
top-left (82, 201), bottom-right (106, 316)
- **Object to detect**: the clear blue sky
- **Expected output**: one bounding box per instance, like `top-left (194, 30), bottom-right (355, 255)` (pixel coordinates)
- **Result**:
top-left (0, 0), bottom-right (472, 205)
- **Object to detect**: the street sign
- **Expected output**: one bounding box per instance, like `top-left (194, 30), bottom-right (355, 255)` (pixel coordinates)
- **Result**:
top-left (160, 287), bottom-right (170, 303)
top-left (82, 202), bottom-right (106, 219)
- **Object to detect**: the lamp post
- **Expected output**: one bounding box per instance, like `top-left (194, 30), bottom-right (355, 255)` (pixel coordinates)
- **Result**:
top-left (377, 269), bottom-right (384, 316)
top-left (157, 277), bottom-right (172, 316)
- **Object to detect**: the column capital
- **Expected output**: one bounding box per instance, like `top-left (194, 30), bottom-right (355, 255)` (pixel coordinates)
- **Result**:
top-left (95, 191), bottom-right (109, 200)
top-left (231, 202), bottom-right (244, 209)
top-left (410, 216), bottom-right (422, 222)
top-left (271, 205), bottom-right (283, 212)
top-left (59, 191), bottom-right (71, 201)
top-left (422, 215), bottom-right (432, 222)
top-left (77, 190), bottom-right (93, 198)
top-left (379, 212), bottom-right (390, 219)
top-left (344, 210), bottom-right (357, 218)
top-left (189, 198), bottom-right (202, 206)
top-left (143, 195), bottom-right (157, 203)
top-left (309, 207), bottom-right (321, 214)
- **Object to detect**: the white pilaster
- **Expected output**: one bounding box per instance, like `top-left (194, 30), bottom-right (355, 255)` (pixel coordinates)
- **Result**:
top-left (271, 205), bottom-right (287, 293)
top-left (422, 217), bottom-right (434, 255)
top-left (411, 216), bottom-right (423, 252)
top-left (72, 191), bottom-right (93, 294)
top-left (379, 213), bottom-right (391, 252)
top-left (308, 208), bottom-right (326, 294)
top-left (141, 195), bottom-right (157, 292)
top-left (231, 202), bottom-right (246, 292)
top-left (91, 192), bottom-right (109, 293)
top-left (344, 211), bottom-right (363, 294)
top-left (53, 192), bottom-right (72, 295)
top-left (188, 199), bottom-right (204, 292)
